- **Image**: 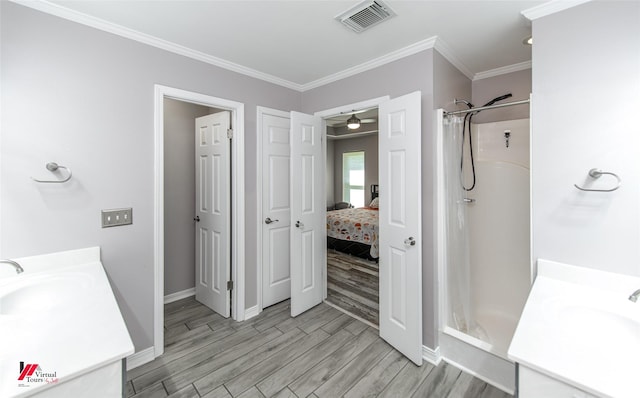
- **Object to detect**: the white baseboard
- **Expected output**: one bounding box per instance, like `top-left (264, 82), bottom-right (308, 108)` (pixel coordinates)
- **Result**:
top-left (244, 304), bottom-right (260, 321)
top-left (126, 346), bottom-right (155, 370)
top-left (422, 345), bottom-right (442, 366)
top-left (164, 287), bottom-right (195, 304)
top-left (442, 357), bottom-right (514, 395)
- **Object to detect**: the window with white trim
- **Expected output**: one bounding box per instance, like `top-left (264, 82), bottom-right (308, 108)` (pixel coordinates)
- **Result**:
top-left (342, 151), bottom-right (365, 208)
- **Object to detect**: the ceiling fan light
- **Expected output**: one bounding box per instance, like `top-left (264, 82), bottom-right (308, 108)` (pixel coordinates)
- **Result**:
top-left (347, 114), bottom-right (361, 129)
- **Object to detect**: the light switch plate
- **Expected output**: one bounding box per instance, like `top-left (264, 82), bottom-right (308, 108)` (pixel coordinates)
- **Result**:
top-left (102, 208), bottom-right (133, 228)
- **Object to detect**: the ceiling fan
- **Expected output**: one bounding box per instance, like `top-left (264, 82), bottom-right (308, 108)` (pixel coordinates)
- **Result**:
top-left (325, 108), bottom-right (378, 129)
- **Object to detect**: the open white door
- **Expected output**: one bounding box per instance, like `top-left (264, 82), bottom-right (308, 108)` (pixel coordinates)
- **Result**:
top-left (195, 111), bottom-right (231, 318)
top-left (290, 111), bottom-right (324, 317)
top-left (379, 91), bottom-right (422, 365)
top-left (261, 112), bottom-right (292, 308)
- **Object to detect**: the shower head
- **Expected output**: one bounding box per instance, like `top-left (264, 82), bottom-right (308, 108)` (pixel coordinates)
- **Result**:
top-left (454, 98), bottom-right (474, 109)
top-left (482, 93), bottom-right (512, 107)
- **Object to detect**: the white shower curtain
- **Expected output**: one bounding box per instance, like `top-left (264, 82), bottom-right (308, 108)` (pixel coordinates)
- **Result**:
top-left (443, 114), bottom-right (474, 334)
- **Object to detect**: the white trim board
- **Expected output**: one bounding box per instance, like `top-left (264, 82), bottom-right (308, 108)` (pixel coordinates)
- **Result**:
top-left (522, 0), bottom-right (593, 21)
top-left (473, 61), bottom-right (532, 81)
top-left (164, 288), bottom-right (195, 304)
top-left (126, 346), bottom-right (155, 371)
top-left (244, 305), bottom-right (260, 321)
top-left (422, 345), bottom-right (442, 367)
top-left (154, 84), bottom-right (245, 359)
top-left (13, 1), bottom-right (528, 90)
top-left (11, 0), bottom-right (299, 91)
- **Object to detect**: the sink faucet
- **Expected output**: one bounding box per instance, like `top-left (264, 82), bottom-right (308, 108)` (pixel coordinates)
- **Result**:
top-left (0, 259), bottom-right (24, 274)
top-left (629, 289), bottom-right (640, 303)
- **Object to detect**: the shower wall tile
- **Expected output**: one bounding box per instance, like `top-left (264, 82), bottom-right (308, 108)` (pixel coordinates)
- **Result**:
top-left (472, 119), bottom-right (530, 168)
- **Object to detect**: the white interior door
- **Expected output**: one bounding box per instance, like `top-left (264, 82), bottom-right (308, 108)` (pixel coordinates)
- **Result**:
top-left (261, 112), bottom-right (292, 308)
top-left (290, 111), bottom-right (324, 317)
top-left (379, 91), bottom-right (423, 365)
top-left (195, 111), bottom-right (231, 318)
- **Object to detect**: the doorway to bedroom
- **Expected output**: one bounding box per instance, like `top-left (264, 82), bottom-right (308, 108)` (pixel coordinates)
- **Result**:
top-left (325, 108), bottom-right (380, 327)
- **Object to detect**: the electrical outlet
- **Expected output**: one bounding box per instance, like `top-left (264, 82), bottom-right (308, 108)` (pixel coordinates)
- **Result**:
top-left (101, 208), bottom-right (133, 228)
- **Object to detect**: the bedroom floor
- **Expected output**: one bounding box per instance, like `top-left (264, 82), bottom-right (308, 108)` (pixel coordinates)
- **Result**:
top-left (326, 249), bottom-right (379, 326)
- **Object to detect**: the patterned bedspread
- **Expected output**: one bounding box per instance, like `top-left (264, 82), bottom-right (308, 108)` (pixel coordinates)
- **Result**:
top-left (326, 208), bottom-right (379, 258)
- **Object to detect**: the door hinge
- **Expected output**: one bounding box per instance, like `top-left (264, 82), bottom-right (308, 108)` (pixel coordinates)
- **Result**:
top-left (227, 280), bottom-right (233, 291)
top-left (227, 129), bottom-right (233, 139)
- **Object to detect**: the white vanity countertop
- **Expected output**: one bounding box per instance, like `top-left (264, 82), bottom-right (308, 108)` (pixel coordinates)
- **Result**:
top-left (508, 259), bottom-right (640, 398)
top-left (0, 247), bottom-right (134, 397)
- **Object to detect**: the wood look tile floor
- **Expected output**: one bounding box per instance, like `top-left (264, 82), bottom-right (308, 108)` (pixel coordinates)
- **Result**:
top-left (326, 250), bottom-right (379, 326)
top-left (126, 297), bottom-right (512, 398)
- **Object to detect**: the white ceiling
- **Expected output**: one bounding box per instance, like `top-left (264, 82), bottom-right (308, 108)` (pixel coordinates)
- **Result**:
top-left (40, 0), bottom-right (544, 89)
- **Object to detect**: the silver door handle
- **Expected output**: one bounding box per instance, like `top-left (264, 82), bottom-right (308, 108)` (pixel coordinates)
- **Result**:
top-left (265, 217), bottom-right (279, 224)
top-left (295, 221), bottom-right (304, 229)
top-left (404, 237), bottom-right (416, 246)
top-left (194, 216), bottom-right (200, 222)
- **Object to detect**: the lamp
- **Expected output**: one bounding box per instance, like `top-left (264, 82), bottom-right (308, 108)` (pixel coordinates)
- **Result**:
top-left (347, 114), bottom-right (361, 129)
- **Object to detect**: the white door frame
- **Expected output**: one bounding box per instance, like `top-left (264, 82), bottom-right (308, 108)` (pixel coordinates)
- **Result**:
top-left (255, 97), bottom-right (389, 312)
top-left (255, 106), bottom-right (291, 317)
top-left (153, 84), bottom-right (245, 357)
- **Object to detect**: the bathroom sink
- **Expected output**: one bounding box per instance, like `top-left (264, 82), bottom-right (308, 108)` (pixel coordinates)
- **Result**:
top-left (509, 260), bottom-right (640, 398)
top-left (557, 304), bottom-right (640, 359)
top-left (0, 273), bottom-right (94, 315)
top-left (560, 306), bottom-right (638, 337)
top-left (0, 248), bottom-right (134, 398)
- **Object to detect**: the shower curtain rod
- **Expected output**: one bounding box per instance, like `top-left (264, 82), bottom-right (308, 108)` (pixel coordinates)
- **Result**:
top-left (445, 99), bottom-right (530, 116)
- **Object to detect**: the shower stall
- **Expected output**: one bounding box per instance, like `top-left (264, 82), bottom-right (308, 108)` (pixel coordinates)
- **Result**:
top-left (436, 101), bottom-right (531, 393)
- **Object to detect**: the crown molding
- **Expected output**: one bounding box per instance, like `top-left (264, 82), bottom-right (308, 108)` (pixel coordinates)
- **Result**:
top-left (11, 0), bottom-right (304, 91)
top-left (522, 0), bottom-right (592, 21)
top-left (433, 38), bottom-right (475, 80)
top-left (14, 0), bottom-right (515, 92)
top-left (300, 36), bottom-right (439, 91)
top-left (473, 61), bottom-right (532, 81)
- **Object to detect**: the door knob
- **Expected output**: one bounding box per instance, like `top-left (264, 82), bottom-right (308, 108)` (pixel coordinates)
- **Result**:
top-left (295, 221), bottom-right (304, 228)
top-left (265, 217), bottom-right (279, 224)
top-left (193, 216), bottom-right (200, 222)
top-left (404, 237), bottom-right (416, 246)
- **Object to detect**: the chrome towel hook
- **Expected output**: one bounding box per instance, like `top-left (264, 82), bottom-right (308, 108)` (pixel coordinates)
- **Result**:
top-left (31, 162), bottom-right (73, 183)
top-left (574, 168), bottom-right (621, 192)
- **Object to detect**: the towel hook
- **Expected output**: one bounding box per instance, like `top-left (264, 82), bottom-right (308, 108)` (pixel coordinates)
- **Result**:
top-left (574, 168), bottom-right (621, 192)
top-left (31, 162), bottom-right (72, 183)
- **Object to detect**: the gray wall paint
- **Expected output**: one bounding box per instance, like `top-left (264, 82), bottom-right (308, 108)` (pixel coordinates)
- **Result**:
top-left (163, 99), bottom-right (220, 296)
top-left (326, 137), bottom-right (335, 207)
top-left (531, 1), bottom-right (640, 276)
top-left (332, 135), bottom-right (379, 206)
top-left (1, 2), bottom-right (301, 352)
top-left (472, 69), bottom-right (531, 123)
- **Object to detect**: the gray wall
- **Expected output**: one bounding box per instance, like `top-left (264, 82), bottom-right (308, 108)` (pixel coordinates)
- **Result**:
top-left (332, 135), bottom-right (379, 206)
top-left (530, 1), bottom-right (640, 276)
top-left (472, 69), bottom-right (531, 123)
top-left (163, 99), bottom-right (220, 296)
top-left (0, 2), bottom-right (301, 352)
top-left (326, 137), bottom-right (335, 207)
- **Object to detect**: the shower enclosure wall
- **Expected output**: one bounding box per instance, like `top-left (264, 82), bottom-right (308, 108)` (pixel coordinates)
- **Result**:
top-left (436, 109), bottom-right (531, 393)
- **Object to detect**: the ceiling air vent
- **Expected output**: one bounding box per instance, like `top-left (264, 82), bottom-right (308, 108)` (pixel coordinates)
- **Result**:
top-left (336, 0), bottom-right (396, 33)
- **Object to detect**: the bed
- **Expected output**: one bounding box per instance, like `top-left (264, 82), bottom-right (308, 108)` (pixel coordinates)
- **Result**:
top-left (327, 185), bottom-right (379, 261)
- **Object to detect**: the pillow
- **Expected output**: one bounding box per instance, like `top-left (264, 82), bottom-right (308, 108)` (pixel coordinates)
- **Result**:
top-left (369, 197), bottom-right (379, 209)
